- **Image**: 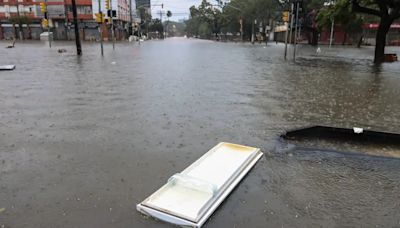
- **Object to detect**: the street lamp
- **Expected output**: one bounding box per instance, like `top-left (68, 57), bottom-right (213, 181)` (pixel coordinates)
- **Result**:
top-left (324, 0), bottom-right (336, 48)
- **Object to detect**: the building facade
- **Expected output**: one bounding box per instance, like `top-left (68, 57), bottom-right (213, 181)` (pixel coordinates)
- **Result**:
top-left (0, 0), bottom-right (136, 40)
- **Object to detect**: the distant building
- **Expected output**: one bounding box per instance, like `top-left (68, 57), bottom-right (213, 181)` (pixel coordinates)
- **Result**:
top-left (0, 0), bottom-right (136, 40)
top-left (135, 0), bottom-right (150, 15)
top-left (136, 0), bottom-right (150, 8)
top-left (0, 0), bottom-right (95, 40)
top-left (92, 0), bottom-right (135, 39)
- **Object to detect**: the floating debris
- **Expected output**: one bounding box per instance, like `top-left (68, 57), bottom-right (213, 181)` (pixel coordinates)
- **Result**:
top-left (0, 65), bottom-right (16, 71)
top-left (137, 142), bottom-right (263, 228)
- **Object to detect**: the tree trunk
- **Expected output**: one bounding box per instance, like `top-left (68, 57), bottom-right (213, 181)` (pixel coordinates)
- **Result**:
top-left (27, 24), bottom-right (32, 39)
top-left (357, 34), bottom-right (363, 48)
top-left (374, 17), bottom-right (392, 63)
top-left (12, 24), bottom-right (16, 40)
top-left (342, 30), bottom-right (347, 45)
top-left (311, 29), bottom-right (318, 46)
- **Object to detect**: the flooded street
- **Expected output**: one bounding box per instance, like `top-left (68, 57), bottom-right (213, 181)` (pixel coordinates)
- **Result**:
top-left (1, 38), bottom-right (400, 227)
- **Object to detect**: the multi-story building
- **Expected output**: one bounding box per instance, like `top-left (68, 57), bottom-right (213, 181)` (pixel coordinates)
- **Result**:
top-left (135, 0), bottom-right (149, 14)
top-left (92, 0), bottom-right (135, 39)
top-left (136, 0), bottom-right (149, 8)
top-left (0, 0), bottom-right (136, 40)
top-left (0, 0), bottom-right (40, 39)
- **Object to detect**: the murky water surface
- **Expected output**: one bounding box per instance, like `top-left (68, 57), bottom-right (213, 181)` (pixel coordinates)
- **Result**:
top-left (1, 39), bottom-right (400, 227)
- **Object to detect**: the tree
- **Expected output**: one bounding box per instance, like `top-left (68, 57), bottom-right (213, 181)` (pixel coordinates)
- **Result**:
top-left (218, 0), bottom-right (280, 41)
top-left (149, 18), bottom-right (163, 34)
top-left (351, 0), bottom-right (400, 63)
top-left (164, 21), bottom-right (186, 37)
top-left (9, 16), bottom-right (32, 40)
top-left (185, 0), bottom-right (223, 39)
top-left (316, 0), bottom-right (363, 45)
top-left (299, 0), bottom-right (326, 45)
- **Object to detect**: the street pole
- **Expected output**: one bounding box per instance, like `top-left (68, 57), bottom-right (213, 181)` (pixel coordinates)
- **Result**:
top-left (166, 18), bottom-right (169, 38)
top-left (110, 0), bottom-right (115, 50)
top-left (63, 0), bottom-right (69, 40)
top-left (288, 3), bottom-right (294, 45)
top-left (293, 1), bottom-right (299, 61)
top-left (298, 18), bottom-right (301, 40)
top-left (98, 0), bottom-right (104, 56)
top-left (71, 0), bottom-right (82, 55)
top-left (45, 0), bottom-right (51, 47)
top-left (16, 1), bottom-right (23, 40)
top-left (240, 17), bottom-right (243, 42)
top-left (251, 19), bottom-right (255, 44)
top-left (160, 10), bottom-right (163, 39)
top-left (284, 20), bottom-right (289, 60)
top-left (329, 17), bottom-right (334, 48)
top-left (129, 0), bottom-right (133, 36)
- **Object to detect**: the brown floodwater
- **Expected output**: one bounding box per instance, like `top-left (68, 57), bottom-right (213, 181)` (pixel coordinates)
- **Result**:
top-left (0, 38), bottom-right (400, 227)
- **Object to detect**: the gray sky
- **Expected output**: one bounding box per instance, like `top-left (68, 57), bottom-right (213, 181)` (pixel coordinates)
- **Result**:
top-left (150, 0), bottom-right (202, 21)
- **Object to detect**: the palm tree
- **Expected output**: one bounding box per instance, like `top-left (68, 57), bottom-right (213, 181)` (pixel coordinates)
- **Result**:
top-left (166, 10), bottom-right (172, 37)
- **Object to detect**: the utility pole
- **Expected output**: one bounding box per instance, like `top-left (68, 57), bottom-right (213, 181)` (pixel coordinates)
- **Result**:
top-left (240, 17), bottom-right (243, 42)
top-left (98, 0), bottom-right (104, 56)
top-left (16, 1), bottom-right (23, 40)
top-left (329, 17), bottom-right (334, 48)
top-left (284, 23), bottom-right (289, 60)
top-left (45, 0), bottom-right (51, 47)
top-left (64, 0), bottom-right (69, 40)
top-left (251, 19), bottom-right (255, 44)
top-left (110, 0), bottom-right (115, 50)
top-left (159, 4), bottom-right (164, 39)
top-left (71, 0), bottom-right (82, 55)
top-left (293, 0), bottom-right (299, 61)
top-left (284, 10), bottom-right (290, 60)
top-left (129, 0), bottom-right (133, 36)
top-left (288, 2), bottom-right (294, 45)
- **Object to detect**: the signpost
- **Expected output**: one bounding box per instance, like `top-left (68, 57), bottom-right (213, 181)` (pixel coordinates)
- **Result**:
top-left (293, 0), bottom-right (300, 61)
top-left (71, 0), bottom-right (82, 55)
top-left (97, 0), bottom-right (104, 56)
top-left (41, 1), bottom-right (51, 47)
top-left (283, 10), bottom-right (289, 60)
top-left (105, 0), bottom-right (115, 50)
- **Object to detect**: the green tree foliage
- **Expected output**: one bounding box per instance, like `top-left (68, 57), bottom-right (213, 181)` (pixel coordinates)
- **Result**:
top-left (9, 16), bottom-right (32, 25)
top-left (185, 0), bottom-right (280, 39)
top-left (316, 0), bottom-right (363, 44)
top-left (164, 21), bottom-right (186, 37)
top-left (350, 0), bottom-right (400, 63)
top-left (149, 18), bottom-right (163, 34)
top-left (185, 0), bottom-right (223, 38)
top-left (316, 0), bottom-right (400, 62)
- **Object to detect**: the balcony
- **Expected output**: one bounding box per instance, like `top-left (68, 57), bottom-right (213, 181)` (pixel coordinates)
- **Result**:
top-left (65, 0), bottom-right (92, 6)
top-left (67, 12), bottom-right (93, 20)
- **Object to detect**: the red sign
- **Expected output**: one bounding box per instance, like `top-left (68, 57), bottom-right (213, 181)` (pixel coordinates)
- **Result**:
top-left (363, 23), bottom-right (400, 29)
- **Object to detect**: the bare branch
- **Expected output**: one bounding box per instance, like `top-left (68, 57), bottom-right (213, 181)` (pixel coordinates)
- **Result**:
top-left (375, 0), bottom-right (389, 15)
top-left (351, 0), bottom-right (382, 17)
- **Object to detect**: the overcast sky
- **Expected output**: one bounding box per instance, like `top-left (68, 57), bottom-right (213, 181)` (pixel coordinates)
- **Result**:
top-left (150, 0), bottom-right (202, 21)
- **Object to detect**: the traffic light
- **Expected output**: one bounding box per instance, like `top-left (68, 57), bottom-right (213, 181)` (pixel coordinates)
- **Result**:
top-left (105, 0), bottom-right (110, 10)
top-left (42, 18), bottom-right (48, 28)
top-left (161, 3), bottom-right (163, 8)
top-left (282, 11), bottom-right (289, 22)
top-left (40, 2), bottom-right (46, 13)
top-left (95, 13), bottom-right (105, 23)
